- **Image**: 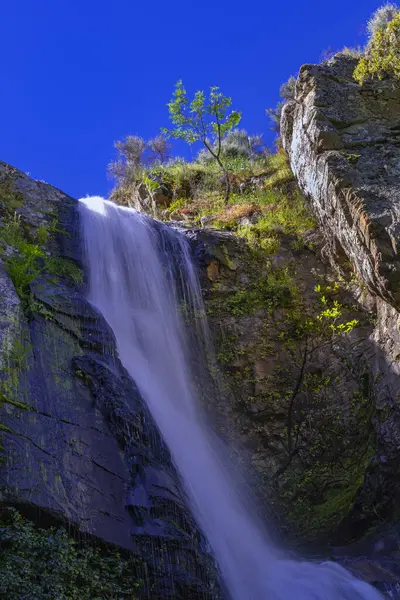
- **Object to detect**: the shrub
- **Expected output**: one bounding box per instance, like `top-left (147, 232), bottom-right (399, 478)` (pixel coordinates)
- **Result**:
top-left (197, 128), bottom-right (270, 163)
top-left (5, 243), bottom-right (44, 300)
top-left (366, 2), bottom-right (399, 37)
top-left (266, 76), bottom-right (296, 134)
top-left (160, 160), bottom-right (214, 199)
top-left (0, 508), bottom-right (140, 600)
top-left (354, 11), bottom-right (400, 83)
top-left (0, 213), bottom-right (25, 248)
top-left (46, 256), bottom-right (83, 284)
top-left (0, 177), bottom-right (24, 213)
top-left (0, 214), bottom-right (82, 302)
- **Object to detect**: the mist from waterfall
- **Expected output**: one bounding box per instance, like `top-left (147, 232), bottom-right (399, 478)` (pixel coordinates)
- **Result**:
top-left (79, 196), bottom-right (383, 600)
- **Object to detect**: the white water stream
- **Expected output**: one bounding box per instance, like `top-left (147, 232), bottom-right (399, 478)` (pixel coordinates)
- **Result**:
top-left (79, 196), bottom-right (383, 600)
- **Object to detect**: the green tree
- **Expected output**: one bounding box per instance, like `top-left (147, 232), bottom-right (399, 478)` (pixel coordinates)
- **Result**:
top-left (162, 81), bottom-right (241, 204)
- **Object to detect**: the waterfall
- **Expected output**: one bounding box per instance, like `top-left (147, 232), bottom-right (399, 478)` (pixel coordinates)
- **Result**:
top-left (79, 196), bottom-right (383, 600)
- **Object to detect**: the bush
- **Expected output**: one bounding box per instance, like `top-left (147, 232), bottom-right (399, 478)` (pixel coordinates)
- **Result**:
top-left (266, 76), bottom-right (296, 134)
top-left (366, 3), bottom-right (399, 37)
top-left (159, 160), bottom-right (214, 199)
top-left (0, 214), bottom-right (82, 302)
top-left (0, 177), bottom-right (24, 214)
top-left (0, 508), bottom-right (140, 600)
top-left (354, 11), bottom-right (400, 83)
top-left (197, 128), bottom-right (270, 162)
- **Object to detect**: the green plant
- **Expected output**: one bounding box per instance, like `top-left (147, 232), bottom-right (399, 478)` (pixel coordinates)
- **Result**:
top-left (5, 243), bottom-right (44, 300)
top-left (163, 81), bottom-right (241, 204)
top-left (46, 257), bottom-right (83, 284)
top-left (237, 188), bottom-right (315, 246)
top-left (109, 135), bottom-right (172, 208)
top-left (367, 3), bottom-right (399, 37)
top-left (197, 128), bottom-right (269, 162)
top-left (315, 283), bottom-right (359, 334)
top-left (0, 214), bottom-right (82, 302)
top-left (0, 177), bottom-right (24, 213)
top-left (0, 213), bottom-right (25, 249)
top-left (354, 11), bottom-right (400, 83)
top-left (0, 508), bottom-right (140, 600)
top-left (35, 222), bottom-right (50, 245)
top-left (225, 266), bottom-right (297, 316)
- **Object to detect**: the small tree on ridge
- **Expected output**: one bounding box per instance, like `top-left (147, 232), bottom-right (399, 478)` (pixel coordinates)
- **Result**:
top-left (162, 80), bottom-right (241, 204)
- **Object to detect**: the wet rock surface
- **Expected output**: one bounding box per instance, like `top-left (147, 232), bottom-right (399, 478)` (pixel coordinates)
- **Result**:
top-left (0, 163), bottom-right (220, 599)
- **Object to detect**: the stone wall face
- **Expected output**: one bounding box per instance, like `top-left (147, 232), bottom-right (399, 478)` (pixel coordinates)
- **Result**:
top-left (0, 163), bottom-right (219, 600)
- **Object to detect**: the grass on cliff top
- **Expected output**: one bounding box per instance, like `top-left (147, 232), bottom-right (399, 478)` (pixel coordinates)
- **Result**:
top-left (162, 150), bottom-right (316, 244)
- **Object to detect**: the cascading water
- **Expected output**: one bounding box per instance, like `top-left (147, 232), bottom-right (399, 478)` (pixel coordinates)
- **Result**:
top-left (79, 196), bottom-right (383, 600)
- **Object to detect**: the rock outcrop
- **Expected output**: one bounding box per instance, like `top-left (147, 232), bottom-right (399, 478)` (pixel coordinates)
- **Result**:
top-left (281, 54), bottom-right (400, 307)
top-left (279, 55), bottom-right (400, 546)
top-left (0, 163), bottom-right (219, 599)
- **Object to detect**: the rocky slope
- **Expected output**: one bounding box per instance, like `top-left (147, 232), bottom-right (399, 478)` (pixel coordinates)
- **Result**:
top-left (0, 163), bottom-right (219, 599)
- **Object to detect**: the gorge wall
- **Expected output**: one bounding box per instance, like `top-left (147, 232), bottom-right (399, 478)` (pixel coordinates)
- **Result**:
top-left (279, 54), bottom-right (400, 544)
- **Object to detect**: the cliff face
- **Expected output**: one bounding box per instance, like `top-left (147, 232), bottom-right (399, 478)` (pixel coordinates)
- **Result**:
top-left (280, 55), bottom-right (400, 541)
top-left (0, 163), bottom-right (219, 599)
top-left (282, 54), bottom-right (400, 307)
top-left (188, 227), bottom-right (377, 544)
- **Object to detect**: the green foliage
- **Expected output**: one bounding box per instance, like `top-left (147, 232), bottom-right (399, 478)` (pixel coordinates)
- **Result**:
top-left (354, 12), bottom-right (400, 83)
top-left (46, 257), bottom-right (83, 285)
top-left (163, 81), bottom-right (241, 203)
top-left (0, 508), bottom-right (140, 600)
top-left (237, 188), bottom-right (316, 247)
top-left (315, 283), bottom-right (359, 334)
top-left (5, 243), bottom-right (44, 300)
top-left (163, 81), bottom-right (241, 146)
top-left (0, 214), bottom-right (82, 302)
top-left (108, 134), bottom-right (171, 206)
top-left (35, 222), bottom-right (50, 245)
top-left (0, 213), bottom-right (25, 248)
top-left (225, 267), bottom-right (297, 316)
top-left (197, 128), bottom-right (269, 163)
top-left (0, 176), bottom-right (24, 213)
top-left (366, 2), bottom-right (399, 37)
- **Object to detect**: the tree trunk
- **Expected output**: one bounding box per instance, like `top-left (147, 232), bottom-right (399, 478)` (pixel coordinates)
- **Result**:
top-left (223, 171), bottom-right (230, 205)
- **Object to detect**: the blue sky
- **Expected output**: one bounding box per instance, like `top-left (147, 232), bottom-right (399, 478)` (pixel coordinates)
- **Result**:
top-left (2, 1), bottom-right (383, 198)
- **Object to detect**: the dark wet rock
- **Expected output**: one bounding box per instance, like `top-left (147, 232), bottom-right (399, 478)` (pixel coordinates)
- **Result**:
top-left (0, 163), bottom-right (220, 599)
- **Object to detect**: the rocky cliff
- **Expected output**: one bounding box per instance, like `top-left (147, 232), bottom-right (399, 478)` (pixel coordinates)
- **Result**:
top-left (0, 163), bottom-right (219, 599)
top-left (279, 54), bottom-right (400, 543)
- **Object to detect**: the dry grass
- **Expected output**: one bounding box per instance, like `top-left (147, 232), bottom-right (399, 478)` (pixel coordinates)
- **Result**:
top-left (216, 203), bottom-right (259, 222)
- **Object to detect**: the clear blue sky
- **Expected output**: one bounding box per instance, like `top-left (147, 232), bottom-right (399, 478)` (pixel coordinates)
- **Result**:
top-left (2, 0), bottom-right (382, 199)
